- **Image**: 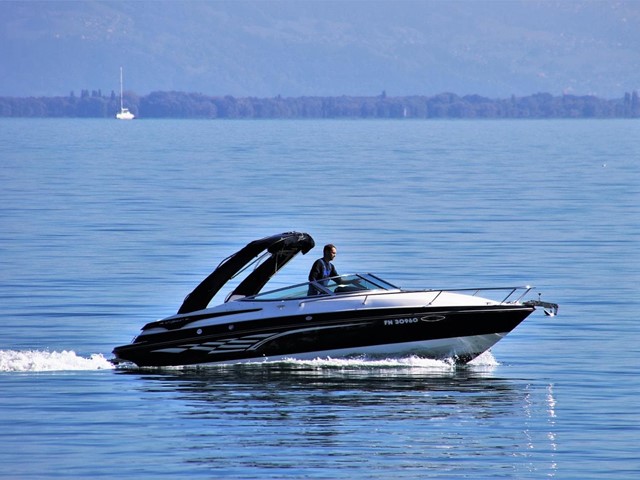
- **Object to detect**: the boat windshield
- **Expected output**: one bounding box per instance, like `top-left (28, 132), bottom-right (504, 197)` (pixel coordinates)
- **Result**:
top-left (244, 273), bottom-right (399, 301)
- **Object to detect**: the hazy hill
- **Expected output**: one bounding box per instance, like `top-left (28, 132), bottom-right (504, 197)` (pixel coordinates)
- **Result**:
top-left (1, 1), bottom-right (639, 98)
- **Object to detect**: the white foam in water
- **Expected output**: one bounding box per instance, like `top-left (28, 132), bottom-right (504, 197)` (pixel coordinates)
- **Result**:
top-left (286, 355), bottom-right (455, 370)
top-left (0, 348), bottom-right (498, 373)
top-left (0, 350), bottom-right (114, 372)
top-left (468, 350), bottom-right (499, 367)
top-left (244, 350), bottom-right (499, 371)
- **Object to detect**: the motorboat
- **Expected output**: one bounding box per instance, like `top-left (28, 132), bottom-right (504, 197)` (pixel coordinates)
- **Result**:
top-left (112, 232), bottom-right (558, 367)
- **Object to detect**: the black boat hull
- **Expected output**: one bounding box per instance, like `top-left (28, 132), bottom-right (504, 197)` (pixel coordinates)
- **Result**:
top-left (112, 304), bottom-right (534, 367)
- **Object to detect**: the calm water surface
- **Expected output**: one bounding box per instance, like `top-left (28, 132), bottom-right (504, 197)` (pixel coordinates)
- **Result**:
top-left (1, 118), bottom-right (638, 478)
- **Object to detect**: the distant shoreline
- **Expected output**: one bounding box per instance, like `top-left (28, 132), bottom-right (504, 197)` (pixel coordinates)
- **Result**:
top-left (1, 91), bottom-right (639, 119)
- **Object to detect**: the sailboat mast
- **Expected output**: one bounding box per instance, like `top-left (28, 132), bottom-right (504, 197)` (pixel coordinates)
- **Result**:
top-left (119, 67), bottom-right (124, 110)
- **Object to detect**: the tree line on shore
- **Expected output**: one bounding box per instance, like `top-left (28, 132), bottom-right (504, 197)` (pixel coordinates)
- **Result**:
top-left (1, 89), bottom-right (639, 119)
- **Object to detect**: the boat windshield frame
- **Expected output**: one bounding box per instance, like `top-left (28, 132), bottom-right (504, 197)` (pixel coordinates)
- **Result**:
top-left (241, 273), bottom-right (400, 301)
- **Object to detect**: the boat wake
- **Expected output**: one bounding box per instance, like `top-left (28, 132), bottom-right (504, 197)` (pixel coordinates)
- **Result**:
top-left (0, 349), bottom-right (497, 373)
top-left (0, 350), bottom-right (114, 372)
top-left (280, 351), bottom-right (499, 370)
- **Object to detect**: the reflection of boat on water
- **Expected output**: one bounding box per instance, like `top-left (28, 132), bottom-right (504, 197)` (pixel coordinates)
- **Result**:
top-left (115, 67), bottom-right (135, 120)
top-left (115, 359), bottom-right (526, 418)
top-left (117, 360), bottom-right (558, 476)
top-left (112, 231), bottom-right (558, 368)
top-left (118, 353), bottom-right (509, 400)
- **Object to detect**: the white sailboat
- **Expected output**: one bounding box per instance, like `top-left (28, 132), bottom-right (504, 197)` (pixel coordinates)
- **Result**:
top-left (116, 67), bottom-right (135, 120)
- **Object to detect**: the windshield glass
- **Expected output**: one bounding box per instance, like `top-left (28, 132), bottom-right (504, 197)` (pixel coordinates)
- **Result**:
top-left (244, 273), bottom-right (398, 301)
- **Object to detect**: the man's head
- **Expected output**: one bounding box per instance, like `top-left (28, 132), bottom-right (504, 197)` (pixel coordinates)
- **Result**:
top-left (323, 244), bottom-right (337, 261)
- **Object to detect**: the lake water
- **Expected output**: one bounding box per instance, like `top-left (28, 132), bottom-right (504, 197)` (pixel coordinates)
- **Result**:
top-left (1, 118), bottom-right (638, 478)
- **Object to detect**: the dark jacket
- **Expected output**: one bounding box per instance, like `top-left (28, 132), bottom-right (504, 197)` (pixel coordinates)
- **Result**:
top-left (308, 258), bottom-right (338, 283)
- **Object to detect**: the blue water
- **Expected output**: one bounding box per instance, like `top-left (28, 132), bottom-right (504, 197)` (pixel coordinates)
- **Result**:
top-left (1, 118), bottom-right (638, 478)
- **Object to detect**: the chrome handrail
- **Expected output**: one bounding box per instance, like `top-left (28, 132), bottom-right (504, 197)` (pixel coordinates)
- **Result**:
top-left (299, 284), bottom-right (539, 306)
